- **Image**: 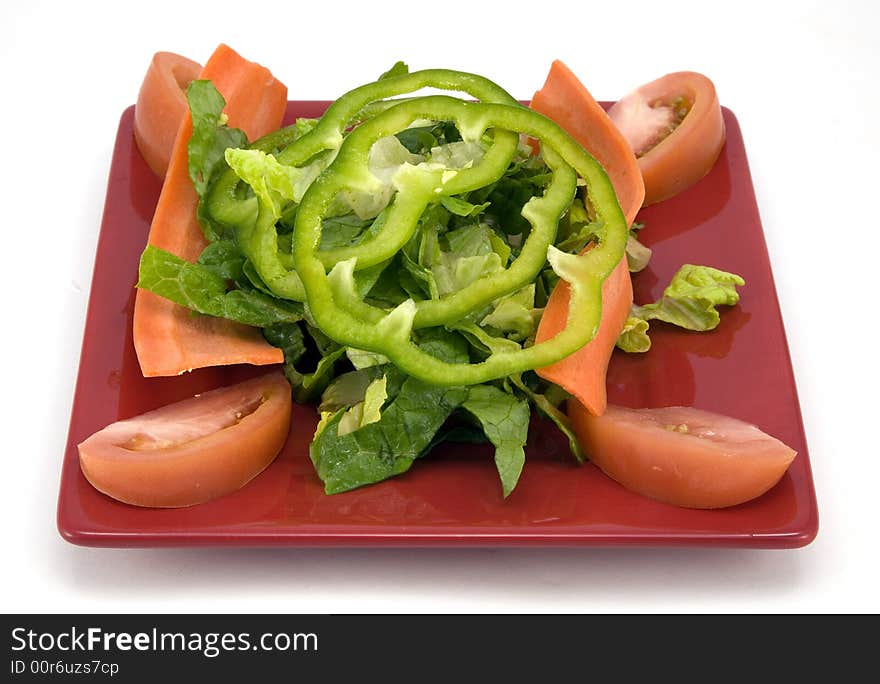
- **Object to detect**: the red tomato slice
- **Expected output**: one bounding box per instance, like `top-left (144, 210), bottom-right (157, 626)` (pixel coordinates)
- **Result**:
top-left (133, 51), bottom-right (203, 177)
top-left (607, 71), bottom-right (725, 206)
top-left (568, 403), bottom-right (796, 508)
top-left (78, 372), bottom-right (292, 508)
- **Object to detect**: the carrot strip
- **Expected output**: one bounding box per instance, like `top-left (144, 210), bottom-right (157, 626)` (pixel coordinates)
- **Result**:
top-left (530, 60), bottom-right (644, 225)
top-left (535, 256), bottom-right (632, 416)
top-left (133, 44), bottom-right (287, 377)
top-left (530, 61), bottom-right (639, 416)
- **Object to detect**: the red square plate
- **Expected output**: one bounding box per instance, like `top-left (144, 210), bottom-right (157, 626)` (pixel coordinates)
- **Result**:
top-left (57, 102), bottom-right (818, 548)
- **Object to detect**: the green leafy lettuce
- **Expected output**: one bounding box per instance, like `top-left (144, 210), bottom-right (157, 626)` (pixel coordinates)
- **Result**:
top-left (617, 264), bottom-right (745, 352)
top-left (137, 245), bottom-right (303, 327)
top-left (461, 385), bottom-right (530, 497)
top-left (310, 376), bottom-right (469, 494)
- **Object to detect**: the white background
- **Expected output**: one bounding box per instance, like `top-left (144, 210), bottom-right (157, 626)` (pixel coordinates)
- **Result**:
top-left (2, 0), bottom-right (878, 614)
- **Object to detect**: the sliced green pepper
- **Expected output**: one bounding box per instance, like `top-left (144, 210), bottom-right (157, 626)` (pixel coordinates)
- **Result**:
top-left (218, 69), bottom-right (523, 302)
top-left (208, 68), bottom-right (520, 237)
top-left (292, 96), bottom-right (627, 386)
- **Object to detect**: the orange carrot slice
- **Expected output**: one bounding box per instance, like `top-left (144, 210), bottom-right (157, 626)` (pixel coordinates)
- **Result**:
top-left (133, 44), bottom-right (287, 377)
top-left (134, 51), bottom-right (203, 178)
top-left (530, 60), bottom-right (645, 225)
top-left (530, 61), bottom-right (639, 415)
top-left (535, 256), bottom-right (632, 416)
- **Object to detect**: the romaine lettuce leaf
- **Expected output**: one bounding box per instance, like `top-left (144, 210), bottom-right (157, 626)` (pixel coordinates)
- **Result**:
top-left (440, 196), bottom-right (490, 218)
top-left (263, 322), bottom-right (345, 403)
top-left (187, 80), bottom-right (248, 200)
top-left (479, 284), bottom-right (537, 342)
top-left (429, 141), bottom-right (485, 170)
top-left (617, 264), bottom-right (745, 352)
top-left (225, 147), bottom-right (326, 212)
top-left (195, 240), bottom-right (246, 282)
top-left (335, 136), bottom-right (424, 219)
top-left (632, 264), bottom-right (745, 331)
top-left (186, 80), bottom-right (249, 242)
top-left (508, 374), bottom-right (585, 463)
top-left (336, 375), bottom-right (388, 436)
top-left (309, 378), bottom-right (469, 493)
top-left (615, 316), bottom-right (651, 353)
top-left (137, 245), bottom-right (303, 327)
top-left (624, 221), bottom-right (652, 273)
top-left (462, 385), bottom-right (530, 497)
top-left (626, 233), bottom-right (652, 273)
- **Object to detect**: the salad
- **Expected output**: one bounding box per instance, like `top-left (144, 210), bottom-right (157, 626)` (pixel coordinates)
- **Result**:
top-left (77, 44), bottom-right (796, 511)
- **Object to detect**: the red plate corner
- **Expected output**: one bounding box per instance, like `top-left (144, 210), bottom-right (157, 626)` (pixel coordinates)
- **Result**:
top-left (57, 102), bottom-right (818, 548)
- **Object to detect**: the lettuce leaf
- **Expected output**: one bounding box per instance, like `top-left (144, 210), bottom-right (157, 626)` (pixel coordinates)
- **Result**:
top-left (617, 265), bottom-right (745, 352)
top-left (309, 328), bottom-right (472, 493)
top-left (335, 136), bottom-right (424, 219)
top-left (309, 378), bottom-right (469, 493)
top-left (336, 375), bottom-right (388, 436)
top-left (225, 147), bottom-right (326, 212)
top-left (632, 264), bottom-right (745, 330)
top-left (186, 80), bottom-right (249, 242)
top-left (479, 285), bottom-right (537, 341)
top-left (508, 374), bottom-right (585, 463)
top-left (195, 240), bottom-right (246, 282)
top-left (187, 80), bottom-right (248, 200)
top-left (461, 385), bottom-right (530, 497)
top-left (137, 245), bottom-right (303, 327)
top-left (429, 223), bottom-right (504, 297)
top-left (615, 316), bottom-right (651, 353)
top-left (626, 233), bottom-right (652, 273)
top-left (263, 322), bottom-right (345, 403)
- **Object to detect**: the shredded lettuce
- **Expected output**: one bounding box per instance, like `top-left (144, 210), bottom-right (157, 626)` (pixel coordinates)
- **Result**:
top-left (615, 316), bottom-right (652, 353)
top-left (626, 233), bottom-right (652, 273)
top-left (336, 375), bottom-right (388, 436)
top-left (480, 285), bottom-right (537, 342)
top-left (618, 264), bottom-right (745, 352)
top-left (225, 147), bottom-right (327, 211)
top-left (633, 264), bottom-right (745, 330)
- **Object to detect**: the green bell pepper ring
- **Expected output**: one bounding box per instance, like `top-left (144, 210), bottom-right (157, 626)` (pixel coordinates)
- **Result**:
top-left (324, 142), bottom-right (576, 331)
top-left (292, 96), bottom-right (627, 386)
top-left (205, 122), bottom-right (314, 232)
top-left (207, 69), bottom-right (520, 238)
top-left (220, 69), bottom-right (523, 302)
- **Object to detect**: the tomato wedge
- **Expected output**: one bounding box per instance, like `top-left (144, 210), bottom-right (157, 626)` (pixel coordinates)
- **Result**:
top-left (78, 372), bottom-right (292, 508)
top-left (607, 71), bottom-right (725, 206)
top-left (134, 51), bottom-right (203, 177)
top-left (568, 403), bottom-right (797, 508)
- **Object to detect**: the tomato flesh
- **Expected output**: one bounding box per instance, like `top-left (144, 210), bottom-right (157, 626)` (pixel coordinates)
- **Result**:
top-left (133, 51), bottom-right (202, 177)
top-left (607, 71), bottom-right (725, 206)
top-left (568, 403), bottom-right (797, 509)
top-left (609, 92), bottom-right (680, 157)
top-left (78, 372), bottom-right (292, 508)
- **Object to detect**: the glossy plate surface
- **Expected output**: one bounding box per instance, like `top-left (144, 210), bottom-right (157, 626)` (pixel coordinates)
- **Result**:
top-left (57, 102), bottom-right (818, 547)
